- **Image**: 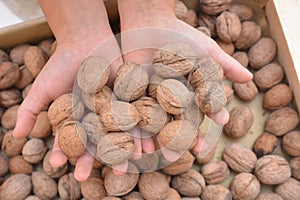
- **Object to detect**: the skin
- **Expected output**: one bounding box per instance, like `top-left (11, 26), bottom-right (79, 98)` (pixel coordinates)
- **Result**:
top-left (13, 0), bottom-right (252, 181)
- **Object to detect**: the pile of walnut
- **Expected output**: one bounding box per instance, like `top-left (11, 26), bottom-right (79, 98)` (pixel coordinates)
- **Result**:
top-left (0, 0), bottom-right (299, 199)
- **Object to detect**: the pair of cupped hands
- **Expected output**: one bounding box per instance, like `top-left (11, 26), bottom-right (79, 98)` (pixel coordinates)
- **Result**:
top-left (12, 0), bottom-right (252, 181)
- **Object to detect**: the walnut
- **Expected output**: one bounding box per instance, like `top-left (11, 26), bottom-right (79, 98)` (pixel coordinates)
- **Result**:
top-left (248, 37), bottom-right (277, 69)
top-left (139, 171), bottom-right (169, 200)
top-left (172, 169), bottom-right (206, 197)
top-left (234, 21), bottom-right (261, 50)
top-left (192, 143), bottom-right (217, 164)
top-left (201, 160), bottom-right (230, 184)
top-left (161, 151), bottom-right (195, 175)
top-left (30, 111), bottom-right (51, 139)
top-left (38, 38), bottom-right (55, 58)
top-left (14, 65), bottom-right (33, 90)
top-left (0, 88), bottom-right (22, 108)
top-left (228, 4), bottom-right (253, 21)
top-left (184, 9), bottom-right (198, 28)
top-left (0, 49), bottom-right (9, 64)
top-left (216, 40), bottom-right (235, 55)
top-left (58, 173), bottom-right (81, 200)
top-left (255, 155), bottom-right (291, 185)
top-left (148, 74), bottom-right (164, 99)
top-left (223, 85), bottom-right (234, 104)
top-left (232, 51), bottom-right (249, 67)
top-left (9, 44), bottom-right (30, 65)
top-left (22, 83), bottom-right (32, 99)
top-left (263, 84), bottom-right (292, 110)
top-left (290, 157), bottom-right (300, 180)
top-left (230, 172), bottom-right (260, 200)
top-left (256, 193), bottom-right (283, 200)
top-left (216, 11), bottom-right (241, 43)
top-left (0, 152), bottom-right (8, 176)
top-left (264, 107), bottom-right (299, 136)
top-left (24, 46), bottom-right (47, 78)
top-left (233, 80), bottom-right (258, 101)
top-left (131, 152), bottom-right (160, 172)
top-left (223, 106), bottom-right (254, 138)
top-left (123, 191), bottom-right (144, 200)
top-left (25, 196), bottom-right (42, 200)
top-left (43, 151), bottom-right (68, 178)
top-left (0, 62), bottom-right (20, 90)
top-left (254, 63), bottom-right (284, 90)
top-left (197, 26), bottom-right (212, 37)
top-left (1, 104), bottom-right (19, 129)
top-left (175, 0), bottom-right (188, 20)
top-left (164, 188), bottom-right (181, 200)
top-left (253, 132), bottom-right (279, 157)
top-left (22, 138), bottom-right (47, 164)
top-left (198, 13), bottom-right (217, 37)
top-left (199, 0), bottom-right (231, 15)
top-left (275, 178), bottom-right (300, 200)
top-left (81, 176), bottom-right (106, 199)
top-left (2, 130), bottom-right (27, 157)
top-left (77, 56), bottom-right (111, 93)
top-left (201, 185), bottom-right (232, 200)
top-left (32, 171), bottom-right (58, 199)
top-left (0, 174), bottom-right (32, 200)
top-left (153, 43), bottom-right (197, 78)
top-left (283, 131), bottom-right (300, 157)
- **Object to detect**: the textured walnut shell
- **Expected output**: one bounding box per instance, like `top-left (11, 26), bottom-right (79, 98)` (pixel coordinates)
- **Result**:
top-left (0, 62), bottom-right (20, 90)
top-left (38, 38), bottom-right (55, 58)
top-left (234, 21), bottom-right (261, 50)
top-left (224, 106), bottom-right (254, 138)
top-left (290, 157), bottom-right (300, 180)
top-left (81, 85), bottom-right (116, 114)
top-left (275, 178), bottom-right (300, 200)
top-left (32, 171), bottom-right (58, 199)
top-left (230, 172), bottom-right (260, 200)
top-left (228, 4), bottom-right (253, 21)
top-left (0, 152), bottom-right (8, 176)
top-left (201, 185), bottom-right (232, 200)
top-left (172, 169), bottom-right (205, 197)
top-left (1, 130), bottom-right (27, 157)
top-left (263, 84), bottom-right (292, 110)
top-left (30, 111), bottom-right (51, 139)
top-left (175, 0), bottom-right (188, 20)
top-left (255, 155), bottom-right (291, 185)
top-left (265, 107), bottom-right (299, 136)
top-left (164, 188), bottom-right (181, 200)
top-left (48, 93), bottom-right (85, 128)
top-left (81, 176), bottom-right (106, 199)
top-left (198, 13), bottom-right (217, 37)
top-left (43, 151), bottom-right (68, 178)
top-left (199, 0), bottom-right (231, 15)
top-left (188, 57), bottom-right (224, 89)
top-left (232, 51), bottom-right (249, 67)
top-left (58, 121), bottom-right (87, 158)
top-left (283, 131), bottom-right (300, 157)
top-left (197, 26), bottom-right (212, 37)
top-left (131, 152), bottom-right (160, 172)
top-left (184, 9), bottom-right (198, 27)
top-left (253, 132), bottom-right (278, 157)
top-left (157, 79), bottom-right (192, 115)
top-left (14, 65), bottom-right (34, 89)
top-left (224, 85), bottom-right (234, 104)
top-left (99, 101), bottom-right (141, 131)
top-left (161, 151), bottom-right (195, 175)
top-left (233, 80), bottom-right (258, 101)
top-left (0, 88), bottom-right (22, 108)
top-left (22, 138), bottom-right (47, 164)
top-left (216, 40), bottom-right (235, 55)
top-left (104, 164), bottom-right (139, 196)
top-left (114, 62), bottom-right (148, 102)
top-left (58, 173), bottom-right (81, 200)
top-left (248, 37), bottom-right (277, 69)
top-left (201, 160), bottom-right (230, 184)
top-left (256, 193), bottom-right (283, 200)
top-left (254, 63), bottom-right (284, 90)
top-left (0, 49), bottom-right (9, 64)
top-left (77, 56), bottom-right (111, 93)
top-left (153, 43), bottom-right (197, 78)
top-left (123, 191), bottom-right (144, 200)
top-left (133, 97), bottom-right (169, 133)
top-left (0, 174), bottom-right (32, 200)
top-left (9, 44), bottom-right (30, 65)
top-left (1, 104), bottom-right (19, 129)
top-left (139, 171), bottom-right (169, 200)
top-left (216, 11), bottom-right (241, 43)
top-left (158, 120), bottom-right (198, 152)
top-left (96, 132), bottom-right (134, 165)
top-left (22, 83), bottom-right (31, 99)
top-left (193, 143), bottom-right (217, 164)
top-left (223, 143), bottom-right (257, 173)
top-left (148, 74), bottom-right (164, 99)
top-left (25, 196), bottom-right (42, 200)
top-left (24, 46), bottom-right (47, 78)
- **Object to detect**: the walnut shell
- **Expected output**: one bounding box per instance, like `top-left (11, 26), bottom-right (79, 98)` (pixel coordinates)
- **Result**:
top-left (148, 74), bottom-right (164, 99)
top-left (77, 56), bottom-right (111, 93)
top-left (232, 51), bottom-right (249, 67)
top-left (193, 143), bottom-right (217, 164)
top-left (0, 49), bottom-right (9, 64)
top-left (228, 4), bottom-right (253, 21)
top-left (114, 62), bottom-right (148, 102)
top-left (199, 0), bottom-right (231, 15)
top-left (24, 46), bottom-right (47, 78)
top-left (275, 178), bottom-right (300, 200)
top-left (2, 130), bottom-right (27, 157)
top-left (30, 111), bottom-right (51, 138)
top-left (58, 173), bottom-right (81, 200)
top-left (32, 171), bottom-right (58, 199)
top-left (104, 163), bottom-right (139, 196)
top-left (290, 157), bottom-right (300, 180)
top-left (233, 80), bottom-right (258, 101)
top-left (38, 38), bottom-right (55, 58)
top-left (131, 152), bottom-right (160, 172)
top-left (234, 21), bottom-right (261, 50)
top-left (256, 193), bottom-right (283, 200)
top-left (153, 43), bottom-right (197, 78)
top-left (14, 65), bottom-right (33, 89)
top-left (253, 132), bottom-right (279, 157)
top-left (22, 138), bottom-right (47, 164)
top-left (255, 155), bottom-right (291, 185)
top-left (216, 40), bottom-right (235, 55)
top-left (96, 132), bottom-right (134, 165)
top-left (264, 107), bottom-right (299, 136)
top-left (133, 97), bottom-right (169, 133)
top-left (164, 188), bottom-right (181, 200)
top-left (283, 131), bottom-right (300, 157)
top-left (201, 160), bottom-right (230, 184)
top-left (223, 106), bottom-right (254, 138)
top-left (0, 174), bottom-right (32, 200)
top-left (172, 169), bottom-right (206, 197)
top-left (25, 195), bottom-right (42, 200)
top-left (48, 93), bottom-right (85, 128)
top-left (43, 151), bottom-right (68, 178)
top-left (223, 143), bottom-right (257, 173)
top-left (139, 171), bottom-right (169, 200)
top-left (81, 176), bottom-right (106, 199)
top-left (201, 185), bottom-right (232, 200)
top-left (216, 11), bottom-right (241, 43)
top-left (158, 120), bottom-right (198, 152)
top-left (123, 191), bottom-right (144, 200)
top-left (0, 88), bottom-right (22, 108)
top-left (197, 26), bottom-right (212, 37)
top-left (9, 44), bottom-right (30, 65)
top-left (99, 101), bottom-right (141, 131)
top-left (248, 37), bottom-right (277, 69)
top-left (58, 121), bottom-right (87, 158)
top-left (224, 84), bottom-right (234, 104)
top-left (184, 9), bottom-right (198, 27)
top-left (0, 152), bottom-right (8, 176)
top-left (254, 63), bottom-right (284, 90)
top-left (0, 62), bottom-right (20, 90)
top-left (175, 0), bottom-right (188, 20)
top-left (263, 84), bottom-right (292, 110)
top-left (230, 172), bottom-right (260, 200)
top-left (157, 79), bottom-right (192, 115)
top-left (198, 13), bottom-right (216, 37)
top-left (1, 104), bottom-right (19, 129)
top-left (161, 151), bottom-right (195, 175)
top-left (22, 83), bottom-right (32, 99)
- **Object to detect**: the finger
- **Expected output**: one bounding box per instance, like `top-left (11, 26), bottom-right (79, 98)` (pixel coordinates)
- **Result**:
top-left (141, 137), bottom-right (155, 153)
top-left (206, 107), bottom-right (230, 125)
top-left (157, 137), bottom-right (181, 162)
top-left (74, 150), bottom-right (94, 182)
top-left (49, 131), bottom-right (68, 167)
top-left (132, 137), bottom-right (142, 160)
top-left (112, 160), bottom-right (128, 176)
top-left (193, 132), bottom-right (205, 153)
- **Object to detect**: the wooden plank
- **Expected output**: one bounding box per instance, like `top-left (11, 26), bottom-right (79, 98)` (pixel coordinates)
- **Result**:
top-left (266, 0), bottom-right (300, 110)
